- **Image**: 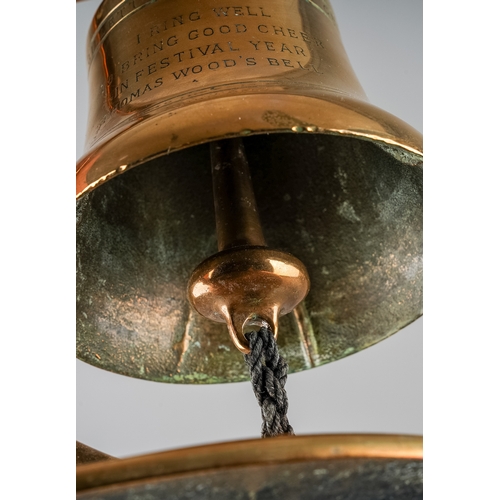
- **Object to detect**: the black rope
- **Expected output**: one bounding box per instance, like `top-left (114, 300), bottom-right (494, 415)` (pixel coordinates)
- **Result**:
top-left (244, 326), bottom-right (294, 438)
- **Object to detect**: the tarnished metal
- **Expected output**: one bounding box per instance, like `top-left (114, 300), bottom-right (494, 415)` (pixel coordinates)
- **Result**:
top-left (76, 434), bottom-right (423, 498)
top-left (79, 458), bottom-right (423, 499)
top-left (76, 0), bottom-right (423, 383)
top-left (77, 134), bottom-right (422, 382)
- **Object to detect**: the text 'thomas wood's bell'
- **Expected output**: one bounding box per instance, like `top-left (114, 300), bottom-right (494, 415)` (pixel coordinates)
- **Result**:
top-left (76, 0), bottom-right (422, 383)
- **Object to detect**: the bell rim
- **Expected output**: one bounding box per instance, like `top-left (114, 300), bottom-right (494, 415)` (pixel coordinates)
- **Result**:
top-left (76, 433), bottom-right (423, 493)
top-left (76, 92), bottom-right (423, 199)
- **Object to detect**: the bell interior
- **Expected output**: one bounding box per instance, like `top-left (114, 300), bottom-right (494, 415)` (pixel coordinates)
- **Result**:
top-left (76, 132), bottom-right (422, 383)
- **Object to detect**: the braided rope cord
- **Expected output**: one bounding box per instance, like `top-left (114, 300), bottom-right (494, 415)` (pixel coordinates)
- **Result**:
top-left (244, 326), bottom-right (294, 438)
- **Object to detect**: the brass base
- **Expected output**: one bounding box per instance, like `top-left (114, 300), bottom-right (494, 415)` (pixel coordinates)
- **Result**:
top-left (77, 434), bottom-right (423, 499)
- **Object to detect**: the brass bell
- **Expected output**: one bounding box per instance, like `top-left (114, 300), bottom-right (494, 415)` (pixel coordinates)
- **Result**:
top-left (77, 0), bottom-right (422, 496)
top-left (76, 0), bottom-right (422, 384)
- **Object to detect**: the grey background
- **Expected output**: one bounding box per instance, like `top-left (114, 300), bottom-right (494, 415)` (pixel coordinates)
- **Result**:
top-left (76, 0), bottom-right (422, 458)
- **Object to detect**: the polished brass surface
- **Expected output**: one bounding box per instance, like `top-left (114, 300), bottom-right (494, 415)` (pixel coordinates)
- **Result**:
top-left (77, 434), bottom-right (423, 496)
top-left (76, 0), bottom-right (422, 197)
top-left (76, 0), bottom-right (423, 383)
top-left (188, 247), bottom-right (310, 353)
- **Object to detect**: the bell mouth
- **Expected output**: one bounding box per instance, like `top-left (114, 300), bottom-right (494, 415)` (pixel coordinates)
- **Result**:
top-left (76, 92), bottom-right (422, 198)
top-left (77, 131), bottom-right (422, 383)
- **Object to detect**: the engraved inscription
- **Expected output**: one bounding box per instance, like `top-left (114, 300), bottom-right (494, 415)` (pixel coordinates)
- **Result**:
top-left (211, 6), bottom-right (271, 17)
top-left (101, 5), bottom-right (327, 109)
